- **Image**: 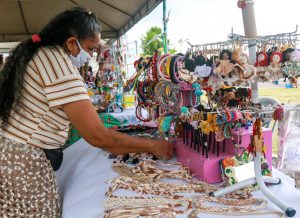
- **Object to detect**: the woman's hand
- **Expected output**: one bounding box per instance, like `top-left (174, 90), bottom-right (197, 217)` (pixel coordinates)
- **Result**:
top-left (63, 100), bottom-right (175, 156)
top-left (151, 140), bottom-right (174, 160)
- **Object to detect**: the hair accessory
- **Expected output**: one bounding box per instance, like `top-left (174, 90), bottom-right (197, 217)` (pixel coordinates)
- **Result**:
top-left (31, 34), bottom-right (41, 44)
top-left (237, 0), bottom-right (246, 8)
top-left (86, 10), bottom-right (92, 15)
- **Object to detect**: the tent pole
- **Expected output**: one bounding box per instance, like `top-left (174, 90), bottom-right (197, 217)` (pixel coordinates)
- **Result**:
top-left (240, 0), bottom-right (258, 103)
top-left (163, 0), bottom-right (168, 53)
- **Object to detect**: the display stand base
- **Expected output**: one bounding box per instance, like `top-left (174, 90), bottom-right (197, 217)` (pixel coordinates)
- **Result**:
top-left (175, 127), bottom-right (272, 183)
top-left (209, 152), bottom-right (296, 217)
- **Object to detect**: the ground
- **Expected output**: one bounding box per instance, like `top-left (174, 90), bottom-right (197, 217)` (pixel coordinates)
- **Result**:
top-left (259, 80), bottom-right (300, 104)
top-left (258, 80), bottom-right (300, 156)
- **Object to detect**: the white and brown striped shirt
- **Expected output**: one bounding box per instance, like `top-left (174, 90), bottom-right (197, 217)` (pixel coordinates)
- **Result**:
top-left (0, 46), bottom-right (89, 149)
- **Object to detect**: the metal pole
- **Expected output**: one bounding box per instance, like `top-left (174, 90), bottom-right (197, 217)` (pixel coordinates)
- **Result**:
top-left (240, 0), bottom-right (258, 103)
top-left (163, 0), bottom-right (168, 53)
top-left (135, 40), bottom-right (138, 55)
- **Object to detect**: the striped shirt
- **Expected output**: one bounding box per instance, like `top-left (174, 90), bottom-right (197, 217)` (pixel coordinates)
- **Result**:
top-left (0, 46), bottom-right (89, 149)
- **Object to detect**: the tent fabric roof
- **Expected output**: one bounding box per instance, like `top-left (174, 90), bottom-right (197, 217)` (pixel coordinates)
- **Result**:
top-left (0, 0), bottom-right (162, 42)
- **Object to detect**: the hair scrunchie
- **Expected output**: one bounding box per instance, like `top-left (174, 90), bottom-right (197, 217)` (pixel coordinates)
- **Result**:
top-left (31, 34), bottom-right (41, 44)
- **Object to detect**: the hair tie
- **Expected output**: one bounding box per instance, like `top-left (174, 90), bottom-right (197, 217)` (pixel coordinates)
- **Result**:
top-left (31, 34), bottom-right (41, 44)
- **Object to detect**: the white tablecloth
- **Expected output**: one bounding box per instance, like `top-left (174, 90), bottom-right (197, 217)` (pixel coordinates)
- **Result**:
top-left (56, 139), bottom-right (300, 218)
top-left (107, 109), bottom-right (142, 126)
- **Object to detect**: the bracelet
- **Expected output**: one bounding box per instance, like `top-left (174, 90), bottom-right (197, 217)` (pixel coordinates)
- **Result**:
top-left (165, 56), bottom-right (173, 78)
top-left (156, 54), bottom-right (169, 80)
top-left (154, 81), bottom-right (181, 113)
top-left (169, 55), bottom-right (183, 84)
top-left (157, 54), bottom-right (171, 81)
top-left (151, 51), bottom-right (158, 81)
top-left (135, 102), bottom-right (151, 122)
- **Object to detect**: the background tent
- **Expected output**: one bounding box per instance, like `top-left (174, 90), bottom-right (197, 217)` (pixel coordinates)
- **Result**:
top-left (0, 0), bottom-right (162, 42)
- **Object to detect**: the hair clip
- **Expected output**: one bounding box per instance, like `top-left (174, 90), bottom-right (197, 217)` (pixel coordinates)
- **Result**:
top-left (86, 10), bottom-right (92, 15)
top-left (31, 34), bottom-right (41, 44)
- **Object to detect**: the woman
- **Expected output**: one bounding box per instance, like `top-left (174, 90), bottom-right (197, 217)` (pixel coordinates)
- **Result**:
top-left (0, 54), bottom-right (3, 71)
top-left (0, 7), bottom-right (173, 217)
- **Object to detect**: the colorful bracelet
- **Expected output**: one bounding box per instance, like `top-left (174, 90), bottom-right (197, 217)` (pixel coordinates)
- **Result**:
top-left (135, 102), bottom-right (151, 122)
top-left (157, 54), bottom-right (171, 81)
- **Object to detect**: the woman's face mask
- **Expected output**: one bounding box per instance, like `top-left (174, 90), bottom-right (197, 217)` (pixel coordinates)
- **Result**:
top-left (70, 40), bottom-right (92, 68)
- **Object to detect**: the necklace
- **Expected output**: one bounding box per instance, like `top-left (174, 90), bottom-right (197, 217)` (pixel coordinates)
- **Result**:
top-left (104, 160), bottom-right (284, 218)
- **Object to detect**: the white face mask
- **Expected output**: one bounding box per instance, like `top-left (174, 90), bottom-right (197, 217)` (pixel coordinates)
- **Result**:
top-left (69, 40), bottom-right (92, 68)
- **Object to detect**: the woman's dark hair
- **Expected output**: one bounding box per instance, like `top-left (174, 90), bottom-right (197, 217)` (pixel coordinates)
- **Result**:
top-left (0, 54), bottom-right (3, 65)
top-left (0, 7), bottom-right (101, 126)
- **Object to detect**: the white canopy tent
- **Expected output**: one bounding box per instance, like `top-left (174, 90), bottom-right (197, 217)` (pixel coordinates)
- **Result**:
top-left (0, 0), bottom-right (163, 51)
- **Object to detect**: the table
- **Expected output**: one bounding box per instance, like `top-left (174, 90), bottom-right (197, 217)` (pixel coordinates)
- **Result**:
top-left (65, 109), bottom-right (144, 146)
top-left (56, 139), bottom-right (300, 218)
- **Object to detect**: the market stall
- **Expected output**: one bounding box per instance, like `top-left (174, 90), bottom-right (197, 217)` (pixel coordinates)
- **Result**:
top-left (1, 0), bottom-right (299, 217)
top-left (54, 1), bottom-right (300, 215)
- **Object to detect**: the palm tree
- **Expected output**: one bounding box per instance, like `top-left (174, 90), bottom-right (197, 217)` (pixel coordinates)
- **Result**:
top-left (178, 38), bottom-right (189, 52)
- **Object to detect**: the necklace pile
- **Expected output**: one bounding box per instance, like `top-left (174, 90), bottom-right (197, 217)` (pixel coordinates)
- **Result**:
top-left (103, 160), bottom-right (284, 218)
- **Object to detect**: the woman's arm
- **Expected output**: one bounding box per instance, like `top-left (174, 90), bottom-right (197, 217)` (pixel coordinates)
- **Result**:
top-left (62, 100), bottom-right (173, 159)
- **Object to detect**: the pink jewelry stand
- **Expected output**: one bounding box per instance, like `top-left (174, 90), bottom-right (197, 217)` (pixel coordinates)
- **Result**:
top-left (175, 127), bottom-right (272, 183)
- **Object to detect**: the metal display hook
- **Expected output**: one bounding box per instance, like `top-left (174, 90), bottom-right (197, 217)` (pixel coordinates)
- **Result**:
top-left (188, 27), bottom-right (299, 55)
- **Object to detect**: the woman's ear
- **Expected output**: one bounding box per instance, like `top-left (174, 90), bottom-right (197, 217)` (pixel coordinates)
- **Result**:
top-left (65, 37), bottom-right (79, 56)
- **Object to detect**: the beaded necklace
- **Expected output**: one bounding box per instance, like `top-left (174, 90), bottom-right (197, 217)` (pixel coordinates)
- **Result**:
top-left (104, 160), bottom-right (284, 218)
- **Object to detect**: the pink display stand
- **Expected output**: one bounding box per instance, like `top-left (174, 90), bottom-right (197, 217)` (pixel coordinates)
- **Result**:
top-left (175, 127), bottom-right (272, 184)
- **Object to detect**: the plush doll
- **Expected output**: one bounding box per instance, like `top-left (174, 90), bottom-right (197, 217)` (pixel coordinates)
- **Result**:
top-left (266, 51), bottom-right (283, 81)
top-left (282, 49), bottom-right (300, 83)
top-left (184, 51), bottom-right (196, 72)
top-left (255, 51), bottom-right (269, 82)
top-left (219, 63), bottom-right (243, 86)
top-left (215, 49), bottom-right (235, 78)
top-left (220, 49), bottom-right (232, 60)
top-left (288, 50), bottom-right (300, 87)
top-left (231, 48), bottom-right (241, 63)
top-left (238, 53), bottom-right (257, 82)
top-left (194, 64), bottom-right (212, 78)
top-left (207, 73), bottom-right (223, 95)
top-left (289, 49), bottom-right (300, 62)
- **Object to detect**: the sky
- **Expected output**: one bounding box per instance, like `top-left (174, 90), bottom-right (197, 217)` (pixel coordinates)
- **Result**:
top-left (125, 0), bottom-right (300, 55)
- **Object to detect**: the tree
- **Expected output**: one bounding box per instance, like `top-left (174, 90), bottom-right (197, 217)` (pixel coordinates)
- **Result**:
top-left (178, 38), bottom-right (189, 53)
top-left (141, 26), bottom-right (164, 55)
top-left (141, 26), bottom-right (177, 56)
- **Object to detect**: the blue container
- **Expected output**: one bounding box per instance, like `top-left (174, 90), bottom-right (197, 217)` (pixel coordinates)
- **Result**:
top-left (285, 84), bottom-right (293, 88)
top-left (274, 80), bottom-right (279, 85)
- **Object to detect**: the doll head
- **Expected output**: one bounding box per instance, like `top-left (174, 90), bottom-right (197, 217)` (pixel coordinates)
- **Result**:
top-left (224, 91), bottom-right (235, 101)
top-left (231, 49), bottom-right (241, 62)
top-left (282, 48), bottom-right (295, 62)
top-left (270, 52), bottom-right (282, 64)
top-left (239, 53), bottom-right (250, 65)
top-left (255, 51), bottom-right (268, 66)
top-left (220, 49), bottom-right (232, 60)
top-left (290, 49), bottom-right (300, 62)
